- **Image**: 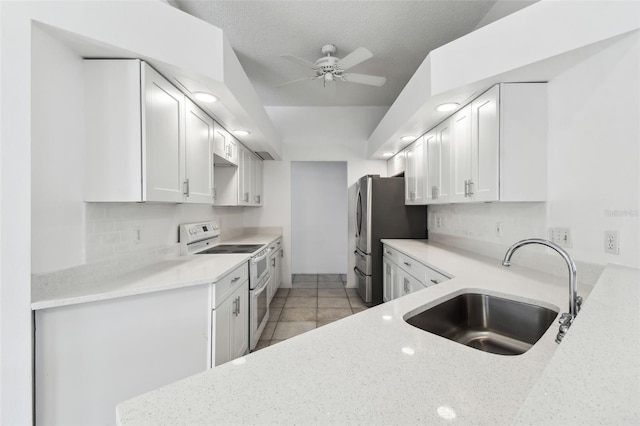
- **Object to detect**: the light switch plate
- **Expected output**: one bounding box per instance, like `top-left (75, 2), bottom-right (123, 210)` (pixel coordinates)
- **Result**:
top-left (549, 227), bottom-right (572, 248)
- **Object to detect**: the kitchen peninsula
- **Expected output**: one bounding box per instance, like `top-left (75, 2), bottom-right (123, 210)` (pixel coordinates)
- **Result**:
top-left (116, 241), bottom-right (639, 425)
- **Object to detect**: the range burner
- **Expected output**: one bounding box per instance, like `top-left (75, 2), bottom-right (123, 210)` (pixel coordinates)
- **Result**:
top-left (195, 244), bottom-right (264, 254)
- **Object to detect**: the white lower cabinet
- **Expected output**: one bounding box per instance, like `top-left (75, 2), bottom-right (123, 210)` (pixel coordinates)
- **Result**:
top-left (213, 263), bottom-right (249, 366)
top-left (35, 285), bottom-right (210, 426)
top-left (268, 239), bottom-right (283, 303)
top-left (382, 244), bottom-right (451, 302)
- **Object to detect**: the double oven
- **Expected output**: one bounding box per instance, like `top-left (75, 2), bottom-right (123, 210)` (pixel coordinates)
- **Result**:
top-left (179, 221), bottom-right (270, 351)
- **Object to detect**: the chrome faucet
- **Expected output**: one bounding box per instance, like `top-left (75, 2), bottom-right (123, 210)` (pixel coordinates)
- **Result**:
top-left (501, 238), bottom-right (582, 343)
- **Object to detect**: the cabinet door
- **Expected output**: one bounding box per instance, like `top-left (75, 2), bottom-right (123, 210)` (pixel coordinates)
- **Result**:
top-left (450, 105), bottom-right (472, 203)
top-left (387, 151), bottom-right (406, 177)
top-left (253, 156), bottom-right (263, 205)
top-left (142, 64), bottom-right (185, 202)
top-left (268, 253), bottom-right (277, 303)
top-left (470, 86), bottom-right (499, 202)
top-left (427, 120), bottom-right (451, 204)
top-left (231, 283), bottom-right (249, 360)
top-left (396, 269), bottom-right (425, 298)
top-left (214, 293), bottom-right (233, 366)
top-left (383, 257), bottom-right (396, 302)
top-left (238, 145), bottom-right (253, 206)
top-left (184, 100), bottom-right (214, 204)
top-left (404, 138), bottom-right (425, 204)
top-left (424, 130), bottom-right (438, 203)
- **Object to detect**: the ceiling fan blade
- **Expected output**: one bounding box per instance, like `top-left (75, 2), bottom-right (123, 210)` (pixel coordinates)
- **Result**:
top-left (275, 76), bottom-right (317, 87)
top-left (343, 73), bottom-right (387, 87)
top-left (280, 54), bottom-right (319, 69)
top-left (336, 47), bottom-right (373, 70)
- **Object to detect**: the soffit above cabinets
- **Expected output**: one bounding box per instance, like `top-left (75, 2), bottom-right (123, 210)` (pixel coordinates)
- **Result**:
top-left (32, 2), bottom-right (282, 160)
top-left (368, 0), bottom-right (640, 160)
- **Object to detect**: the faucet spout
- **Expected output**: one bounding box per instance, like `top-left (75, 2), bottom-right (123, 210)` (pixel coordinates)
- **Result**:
top-left (501, 238), bottom-right (580, 343)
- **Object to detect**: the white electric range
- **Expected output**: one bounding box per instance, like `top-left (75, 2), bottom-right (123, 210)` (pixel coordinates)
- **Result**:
top-left (179, 221), bottom-right (270, 351)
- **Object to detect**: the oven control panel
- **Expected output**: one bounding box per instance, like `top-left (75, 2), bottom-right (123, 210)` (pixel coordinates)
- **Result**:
top-left (179, 221), bottom-right (221, 246)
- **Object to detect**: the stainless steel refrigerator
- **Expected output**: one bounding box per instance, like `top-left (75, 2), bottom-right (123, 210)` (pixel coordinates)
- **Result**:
top-left (354, 175), bottom-right (427, 306)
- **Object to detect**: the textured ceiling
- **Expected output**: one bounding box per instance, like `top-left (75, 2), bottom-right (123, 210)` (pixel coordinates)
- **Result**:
top-left (171, 1), bottom-right (503, 107)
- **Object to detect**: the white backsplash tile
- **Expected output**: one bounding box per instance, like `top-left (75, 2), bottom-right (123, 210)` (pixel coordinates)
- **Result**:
top-left (427, 202), bottom-right (604, 287)
top-left (85, 203), bottom-right (245, 262)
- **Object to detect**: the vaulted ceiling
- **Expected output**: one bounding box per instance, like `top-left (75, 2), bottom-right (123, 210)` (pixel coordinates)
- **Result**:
top-left (170, 1), bottom-right (535, 107)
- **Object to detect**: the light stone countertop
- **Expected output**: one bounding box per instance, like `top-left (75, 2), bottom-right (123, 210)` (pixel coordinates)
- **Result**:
top-left (114, 239), bottom-right (627, 425)
top-left (31, 231), bottom-right (282, 310)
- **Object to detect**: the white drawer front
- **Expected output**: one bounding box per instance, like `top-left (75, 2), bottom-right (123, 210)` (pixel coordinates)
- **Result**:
top-left (424, 267), bottom-right (450, 287)
top-left (397, 252), bottom-right (428, 283)
top-left (213, 262), bottom-right (248, 307)
top-left (382, 245), bottom-right (399, 263)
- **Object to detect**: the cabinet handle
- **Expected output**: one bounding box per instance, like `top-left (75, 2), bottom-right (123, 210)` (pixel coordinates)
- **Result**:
top-left (464, 180), bottom-right (469, 197)
top-left (467, 180), bottom-right (474, 196)
top-left (183, 178), bottom-right (190, 197)
top-left (403, 261), bottom-right (411, 267)
top-left (280, 250), bottom-right (284, 258)
top-left (432, 186), bottom-right (438, 200)
top-left (232, 298), bottom-right (238, 316)
top-left (236, 296), bottom-right (240, 315)
top-left (404, 278), bottom-right (409, 292)
top-left (256, 195), bottom-right (261, 204)
top-left (212, 187), bottom-right (217, 200)
top-left (430, 279), bottom-right (439, 284)
top-left (244, 192), bottom-right (249, 202)
top-left (271, 258), bottom-right (276, 267)
top-left (231, 276), bottom-right (241, 283)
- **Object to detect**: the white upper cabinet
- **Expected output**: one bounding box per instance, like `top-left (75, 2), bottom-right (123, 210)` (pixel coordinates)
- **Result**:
top-left (143, 65), bottom-right (186, 202)
top-left (404, 137), bottom-right (425, 205)
top-left (449, 83), bottom-right (547, 204)
top-left (253, 157), bottom-right (263, 206)
top-left (213, 126), bottom-right (238, 166)
top-left (387, 150), bottom-right (406, 177)
top-left (84, 59), bottom-right (216, 204)
top-left (238, 144), bottom-right (253, 206)
top-left (450, 104), bottom-right (473, 203)
top-left (426, 120), bottom-right (451, 204)
top-left (184, 100), bottom-right (215, 204)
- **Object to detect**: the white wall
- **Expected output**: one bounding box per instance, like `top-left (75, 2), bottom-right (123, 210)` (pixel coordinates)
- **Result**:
top-left (427, 31), bottom-right (640, 270)
top-left (291, 162), bottom-right (348, 274)
top-left (31, 24), bottom-right (86, 273)
top-left (245, 106), bottom-right (389, 287)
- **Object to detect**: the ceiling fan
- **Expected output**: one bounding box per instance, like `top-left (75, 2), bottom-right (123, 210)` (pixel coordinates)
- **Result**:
top-left (278, 44), bottom-right (387, 88)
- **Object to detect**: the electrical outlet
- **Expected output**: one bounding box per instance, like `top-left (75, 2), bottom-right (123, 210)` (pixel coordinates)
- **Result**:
top-left (133, 227), bottom-right (142, 244)
top-left (549, 227), bottom-right (572, 248)
top-left (604, 230), bottom-right (619, 254)
top-left (436, 216), bottom-right (442, 228)
top-left (495, 222), bottom-right (503, 237)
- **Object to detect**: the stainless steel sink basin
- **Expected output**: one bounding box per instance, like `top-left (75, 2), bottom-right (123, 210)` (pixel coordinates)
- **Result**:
top-left (404, 292), bottom-right (558, 355)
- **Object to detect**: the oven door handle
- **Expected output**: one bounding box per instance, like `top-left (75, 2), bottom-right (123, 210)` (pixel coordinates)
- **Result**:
top-left (251, 250), bottom-right (270, 265)
top-left (254, 277), bottom-right (270, 297)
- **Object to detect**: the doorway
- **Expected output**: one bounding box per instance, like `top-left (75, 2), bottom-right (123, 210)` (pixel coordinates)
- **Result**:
top-left (290, 161), bottom-right (348, 274)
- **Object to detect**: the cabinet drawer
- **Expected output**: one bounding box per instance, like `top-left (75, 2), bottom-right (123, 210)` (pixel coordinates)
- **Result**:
top-left (268, 238), bottom-right (281, 252)
top-left (213, 262), bottom-right (248, 307)
top-left (396, 251), bottom-right (428, 282)
top-left (382, 245), bottom-right (399, 263)
top-left (424, 267), bottom-right (450, 287)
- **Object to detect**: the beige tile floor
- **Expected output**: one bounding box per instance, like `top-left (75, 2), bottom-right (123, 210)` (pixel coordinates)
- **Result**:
top-left (254, 274), bottom-right (368, 351)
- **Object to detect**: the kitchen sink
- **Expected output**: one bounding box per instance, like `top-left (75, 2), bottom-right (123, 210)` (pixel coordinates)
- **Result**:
top-left (404, 292), bottom-right (558, 355)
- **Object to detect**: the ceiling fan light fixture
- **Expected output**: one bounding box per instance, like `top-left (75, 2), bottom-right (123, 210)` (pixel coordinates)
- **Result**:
top-left (233, 130), bottom-right (251, 137)
top-left (193, 92), bottom-right (219, 103)
top-left (324, 72), bottom-right (334, 82)
top-left (436, 102), bottom-right (459, 112)
top-left (401, 136), bottom-right (416, 142)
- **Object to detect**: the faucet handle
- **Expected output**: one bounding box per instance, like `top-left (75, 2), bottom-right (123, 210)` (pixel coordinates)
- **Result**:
top-left (558, 312), bottom-right (572, 325)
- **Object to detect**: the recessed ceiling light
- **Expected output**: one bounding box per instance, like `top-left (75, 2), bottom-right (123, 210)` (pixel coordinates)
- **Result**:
top-left (193, 92), bottom-right (218, 103)
top-left (436, 102), bottom-right (459, 112)
top-left (382, 152), bottom-right (394, 157)
top-left (400, 136), bottom-right (416, 142)
top-left (233, 130), bottom-right (250, 137)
